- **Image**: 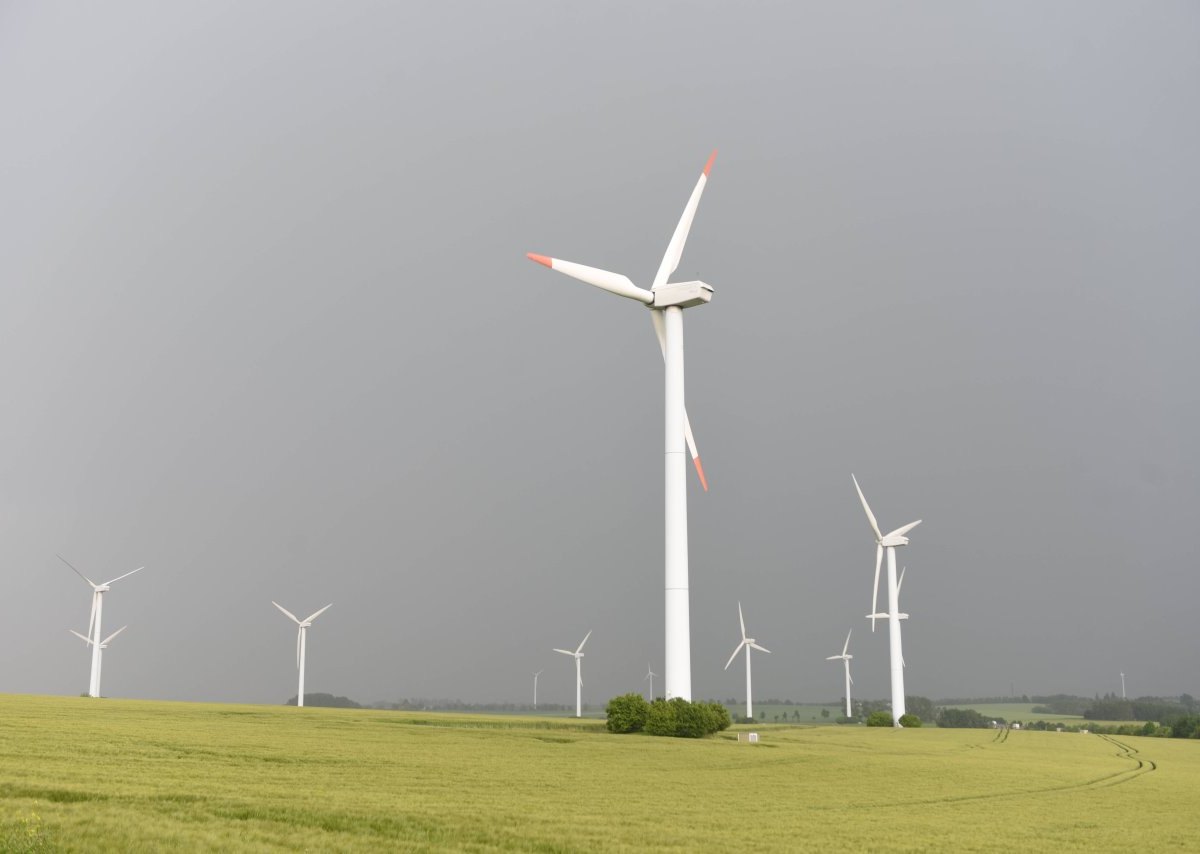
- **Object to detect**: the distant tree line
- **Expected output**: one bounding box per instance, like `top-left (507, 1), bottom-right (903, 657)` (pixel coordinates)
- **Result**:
top-left (286, 693), bottom-right (363, 708)
top-left (369, 699), bottom-right (575, 713)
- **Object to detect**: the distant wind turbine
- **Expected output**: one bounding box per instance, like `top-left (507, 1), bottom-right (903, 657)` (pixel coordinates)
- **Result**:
top-left (825, 629), bottom-right (854, 719)
top-left (58, 555), bottom-right (144, 698)
top-left (553, 630), bottom-right (591, 718)
top-left (644, 663), bottom-right (657, 701)
top-left (68, 625), bottom-right (127, 698)
top-left (272, 602), bottom-right (332, 708)
top-left (532, 670), bottom-right (544, 709)
top-left (724, 602), bottom-right (769, 721)
top-left (852, 474), bottom-right (920, 726)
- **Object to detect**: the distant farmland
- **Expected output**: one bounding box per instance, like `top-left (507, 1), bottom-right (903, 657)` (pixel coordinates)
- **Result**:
top-left (1, 694), bottom-right (1195, 851)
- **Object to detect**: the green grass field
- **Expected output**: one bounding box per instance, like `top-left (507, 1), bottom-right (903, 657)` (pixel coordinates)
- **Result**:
top-left (1, 694), bottom-right (1196, 852)
top-left (940, 703), bottom-right (1136, 728)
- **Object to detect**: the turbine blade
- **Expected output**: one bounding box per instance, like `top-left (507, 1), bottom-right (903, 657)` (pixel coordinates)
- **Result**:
top-left (871, 545), bottom-right (882, 632)
top-left (102, 625), bottom-right (127, 645)
top-left (87, 592), bottom-right (98, 641)
top-left (304, 603), bottom-right (333, 623)
top-left (526, 254), bottom-right (652, 304)
top-left (272, 602), bottom-right (301, 624)
top-left (848, 673), bottom-right (854, 686)
top-left (103, 566), bottom-right (144, 586)
top-left (576, 630), bottom-right (592, 654)
top-left (886, 520), bottom-right (922, 540)
top-left (843, 629), bottom-right (852, 657)
top-left (69, 629), bottom-right (92, 644)
top-left (897, 567), bottom-right (906, 596)
top-left (651, 151), bottom-right (716, 290)
top-left (552, 648), bottom-right (574, 656)
top-left (724, 641), bottom-right (745, 671)
top-left (58, 554), bottom-right (98, 588)
top-left (750, 643), bottom-right (770, 654)
top-left (651, 312), bottom-right (708, 491)
top-left (296, 627), bottom-right (302, 669)
top-left (851, 475), bottom-right (884, 541)
top-left (738, 602), bottom-right (746, 640)
top-left (826, 655), bottom-right (840, 661)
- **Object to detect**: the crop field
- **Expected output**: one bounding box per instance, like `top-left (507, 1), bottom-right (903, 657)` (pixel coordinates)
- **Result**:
top-left (1, 694), bottom-right (1196, 852)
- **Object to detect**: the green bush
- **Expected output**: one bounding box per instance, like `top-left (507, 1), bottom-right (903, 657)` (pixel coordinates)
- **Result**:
top-left (936, 707), bottom-right (990, 729)
top-left (866, 710), bottom-right (894, 727)
top-left (638, 697), bottom-right (728, 738)
top-left (898, 714), bottom-right (922, 728)
top-left (605, 693), bottom-right (650, 733)
top-left (645, 698), bottom-right (678, 736)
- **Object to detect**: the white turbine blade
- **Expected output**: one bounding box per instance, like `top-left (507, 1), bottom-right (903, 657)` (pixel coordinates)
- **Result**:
top-left (296, 627), bottom-right (303, 669)
top-left (738, 602), bottom-right (746, 641)
top-left (886, 520), bottom-right (922, 540)
top-left (87, 591), bottom-right (98, 641)
top-left (577, 672), bottom-right (583, 688)
top-left (575, 630), bottom-right (592, 654)
top-left (552, 648), bottom-right (575, 656)
top-left (848, 673), bottom-right (854, 686)
top-left (102, 566), bottom-right (144, 586)
top-left (526, 254), bottom-right (652, 304)
top-left (272, 602), bottom-right (301, 624)
top-left (58, 554), bottom-right (98, 588)
top-left (650, 312), bottom-right (708, 491)
top-left (651, 151), bottom-right (716, 289)
top-left (69, 629), bottom-right (92, 645)
top-left (897, 567), bottom-right (906, 596)
top-left (102, 625), bottom-right (127, 645)
top-left (724, 641), bottom-right (745, 671)
top-left (851, 475), bottom-right (884, 542)
top-left (750, 643), bottom-right (770, 654)
top-left (825, 654), bottom-right (840, 661)
top-left (842, 629), bottom-right (852, 657)
top-left (870, 545), bottom-right (882, 632)
top-left (304, 603), bottom-right (333, 623)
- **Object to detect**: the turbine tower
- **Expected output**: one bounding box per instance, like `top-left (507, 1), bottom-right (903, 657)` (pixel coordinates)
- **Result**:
top-left (644, 663), bottom-right (657, 701)
top-left (1120, 672), bottom-right (1126, 699)
top-left (272, 602), bottom-right (332, 708)
top-left (58, 555), bottom-right (144, 698)
top-left (528, 152), bottom-right (719, 701)
top-left (723, 602), bottom-right (770, 721)
top-left (825, 629), bottom-right (854, 719)
top-left (852, 474), bottom-right (920, 726)
top-left (553, 630), bottom-right (591, 718)
top-left (69, 625), bottom-right (126, 698)
top-left (532, 669), bottom-right (543, 709)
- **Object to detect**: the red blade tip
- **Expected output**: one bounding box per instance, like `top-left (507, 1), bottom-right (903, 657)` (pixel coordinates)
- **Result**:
top-left (694, 456), bottom-right (709, 491)
top-left (527, 253), bottom-right (552, 267)
top-left (703, 150), bottom-right (717, 177)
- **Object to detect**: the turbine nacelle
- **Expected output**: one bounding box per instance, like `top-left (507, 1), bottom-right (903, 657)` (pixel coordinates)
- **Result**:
top-left (651, 280), bottom-right (713, 309)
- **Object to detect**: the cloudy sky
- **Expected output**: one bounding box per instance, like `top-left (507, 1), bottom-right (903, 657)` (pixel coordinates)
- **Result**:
top-left (2, 1), bottom-right (1197, 708)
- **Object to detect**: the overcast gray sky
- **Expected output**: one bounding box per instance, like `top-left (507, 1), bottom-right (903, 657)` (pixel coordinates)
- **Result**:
top-left (2, 1), bottom-right (1197, 708)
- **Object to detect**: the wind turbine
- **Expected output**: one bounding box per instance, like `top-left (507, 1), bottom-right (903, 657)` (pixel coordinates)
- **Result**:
top-left (58, 555), bottom-right (144, 698)
top-left (532, 669), bottom-right (544, 709)
top-left (528, 151), bottom-right (719, 701)
top-left (825, 629), bottom-right (854, 719)
top-left (69, 625), bottom-right (127, 698)
top-left (851, 474), bottom-right (921, 726)
top-left (272, 602), bottom-right (332, 708)
top-left (553, 630), bottom-right (591, 718)
top-left (644, 663), bottom-right (657, 701)
top-left (723, 602), bottom-right (770, 721)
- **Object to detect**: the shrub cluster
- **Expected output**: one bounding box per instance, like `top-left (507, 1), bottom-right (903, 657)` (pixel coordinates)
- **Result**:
top-left (606, 696), bottom-right (730, 738)
top-left (865, 710), bottom-right (894, 727)
top-left (898, 714), bottom-right (922, 728)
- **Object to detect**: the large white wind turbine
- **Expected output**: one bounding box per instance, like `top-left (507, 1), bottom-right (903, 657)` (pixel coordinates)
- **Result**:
top-left (644, 663), bottom-right (657, 701)
top-left (58, 555), bottom-right (144, 698)
top-left (553, 630), bottom-right (591, 718)
top-left (69, 625), bottom-right (127, 698)
top-left (528, 152), bottom-right (719, 701)
top-left (825, 629), bottom-right (854, 719)
top-left (852, 474), bottom-right (921, 726)
top-left (723, 602), bottom-right (770, 721)
top-left (532, 669), bottom-right (544, 709)
top-left (272, 602), bottom-right (332, 708)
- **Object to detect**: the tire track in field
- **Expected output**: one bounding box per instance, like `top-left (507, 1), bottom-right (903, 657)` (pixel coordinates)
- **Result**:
top-left (839, 731), bottom-right (1157, 812)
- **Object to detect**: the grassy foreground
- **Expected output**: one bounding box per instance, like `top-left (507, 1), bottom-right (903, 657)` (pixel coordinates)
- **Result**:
top-left (1, 694), bottom-right (1196, 852)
